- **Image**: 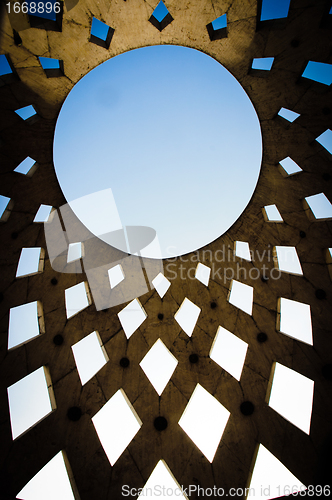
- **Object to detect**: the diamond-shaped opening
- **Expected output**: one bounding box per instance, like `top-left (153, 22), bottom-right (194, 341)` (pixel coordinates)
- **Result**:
top-left (246, 444), bottom-right (305, 500)
top-left (92, 388), bottom-right (142, 466)
top-left (67, 242), bottom-right (83, 263)
top-left (16, 450), bottom-right (79, 500)
top-left (34, 204), bottom-right (53, 223)
top-left (277, 297), bottom-right (313, 345)
top-left (7, 366), bottom-right (56, 440)
top-left (316, 129), bottom-right (332, 156)
top-left (138, 460), bottom-right (187, 499)
top-left (90, 17), bottom-right (114, 49)
top-left (235, 241), bottom-right (251, 261)
top-left (149, 1), bottom-right (173, 32)
top-left (207, 14), bottom-right (227, 41)
top-left (209, 326), bottom-right (248, 381)
top-left (140, 339), bottom-right (178, 396)
top-left (174, 297), bottom-right (201, 337)
top-left (14, 156), bottom-right (37, 176)
top-left (16, 247), bottom-right (44, 278)
top-left (259, 0), bottom-right (291, 22)
top-left (195, 262), bottom-right (211, 286)
top-left (118, 298), bottom-right (147, 339)
top-left (8, 301), bottom-right (44, 350)
top-left (302, 61), bottom-right (332, 86)
top-left (152, 272), bottom-right (171, 298)
top-left (251, 57), bottom-right (274, 71)
top-left (27, 0), bottom-right (63, 32)
top-left (262, 204), bottom-right (283, 222)
top-left (266, 362), bottom-right (314, 434)
top-left (273, 246), bottom-right (303, 275)
top-left (228, 280), bottom-right (253, 315)
top-left (71, 331), bottom-right (109, 385)
top-left (278, 156), bottom-right (302, 176)
top-left (178, 384), bottom-right (230, 463)
top-left (15, 105), bottom-right (37, 123)
top-left (304, 193), bottom-right (332, 220)
top-left (0, 54), bottom-right (18, 86)
top-left (65, 282), bottom-right (91, 319)
top-left (108, 264), bottom-right (125, 289)
top-left (277, 107), bottom-right (300, 123)
top-left (39, 56), bottom-right (64, 78)
top-left (0, 194), bottom-right (13, 222)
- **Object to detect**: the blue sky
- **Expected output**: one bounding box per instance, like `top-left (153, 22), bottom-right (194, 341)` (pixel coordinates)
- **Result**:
top-left (54, 45), bottom-right (262, 259)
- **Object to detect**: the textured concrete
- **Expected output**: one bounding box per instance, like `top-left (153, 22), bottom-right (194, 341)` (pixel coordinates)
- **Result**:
top-left (0, 1), bottom-right (332, 499)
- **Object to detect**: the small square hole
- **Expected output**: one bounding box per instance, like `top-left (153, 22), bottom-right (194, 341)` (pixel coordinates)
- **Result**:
top-left (228, 280), bottom-right (253, 315)
top-left (90, 17), bottom-right (114, 49)
top-left (195, 263), bottom-right (211, 286)
top-left (149, 1), bottom-right (173, 31)
top-left (16, 247), bottom-right (44, 278)
top-left (262, 204), bottom-right (283, 222)
top-left (71, 331), bottom-right (109, 385)
top-left (118, 298), bottom-right (147, 339)
top-left (65, 282), bottom-right (91, 319)
top-left (8, 301), bottom-right (44, 350)
top-left (278, 157), bottom-right (302, 176)
top-left (39, 57), bottom-right (64, 78)
top-left (108, 264), bottom-right (125, 289)
top-left (174, 297), bottom-right (201, 337)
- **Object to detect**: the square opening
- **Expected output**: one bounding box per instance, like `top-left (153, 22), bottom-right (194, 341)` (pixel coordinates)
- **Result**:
top-left (209, 326), bottom-right (248, 381)
top-left (90, 17), bottom-right (114, 49)
top-left (262, 204), bottom-right (283, 222)
top-left (207, 14), bottom-right (227, 41)
top-left (251, 57), bottom-right (274, 71)
top-left (279, 157), bottom-right (302, 176)
top-left (195, 262), bottom-right (211, 286)
top-left (16, 247), bottom-right (44, 278)
top-left (14, 156), bottom-right (37, 176)
top-left (273, 246), bottom-right (303, 275)
top-left (304, 193), bottom-right (332, 220)
top-left (34, 204), bottom-right (53, 223)
top-left (315, 129), bottom-right (332, 156)
top-left (149, 1), bottom-right (173, 31)
top-left (277, 297), bottom-right (313, 345)
top-left (140, 339), bottom-right (178, 395)
top-left (108, 264), bottom-right (125, 289)
top-left (118, 298), bottom-right (147, 339)
top-left (8, 301), bottom-right (44, 350)
top-left (228, 280), bottom-right (253, 315)
top-left (259, 0), bottom-right (291, 22)
top-left (15, 105), bottom-right (38, 123)
top-left (174, 297), bottom-right (201, 337)
top-left (267, 362), bottom-right (314, 434)
top-left (27, 0), bottom-right (63, 31)
top-left (277, 107), bottom-right (300, 123)
top-left (7, 366), bottom-right (56, 439)
top-left (39, 56), bottom-right (64, 78)
top-left (92, 389), bottom-right (142, 466)
top-left (71, 331), bottom-right (109, 385)
top-left (67, 242), bottom-right (83, 263)
top-left (65, 282), bottom-right (91, 319)
top-left (178, 384), bottom-right (230, 463)
top-left (302, 61), bottom-right (332, 86)
top-left (235, 241), bottom-right (251, 261)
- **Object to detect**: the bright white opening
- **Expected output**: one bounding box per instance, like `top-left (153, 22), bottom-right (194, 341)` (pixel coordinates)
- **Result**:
top-left (108, 264), bottom-right (125, 289)
top-left (279, 157), bottom-right (302, 176)
top-left (274, 246), bottom-right (303, 275)
top-left (178, 383), bottom-right (230, 463)
top-left (209, 326), bottom-right (248, 381)
top-left (278, 107), bottom-right (300, 123)
top-left (33, 204), bottom-right (53, 223)
top-left (14, 156), bottom-right (35, 175)
top-left (138, 460), bottom-right (188, 499)
top-left (235, 241), bottom-right (251, 261)
top-left (263, 204), bottom-right (283, 222)
top-left (16, 247), bottom-right (43, 278)
top-left (8, 366), bottom-right (55, 440)
top-left (65, 282), bottom-right (91, 319)
top-left (67, 242), bottom-right (83, 263)
top-left (247, 444), bottom-right (305, 500)
top-left (139, 339), bottom-right (178, 396)
top-left (16, 451), bottom-right (77, 500)
top-left (92, 388), bottom-right (142, 466)
top-left (305, 193), bottom-right (332, 220)
top-left (316, 129), bottom-right (332, 155)
top-left (228, 280), bottom-right (253, 315)
top-left (118, 298), bottom-right (147, 339)
top-left (152, 273), bottom-right (171, 298)
top-left (267, 362), bottom-right (314, 434)
top-left (8, 301), bottom-right (43, 350)
top-left (195, 262), bottom-right (211, 286)
top-left (71, 331), bottom-right (108, 385)
top-left (174, 297), bottom-right (201, 337)
top-left (278, 297), bottom-right (313, 345)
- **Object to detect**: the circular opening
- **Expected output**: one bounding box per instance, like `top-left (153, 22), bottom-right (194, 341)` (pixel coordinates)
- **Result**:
top-left (257, 332), bottom-right (267, 343)
top-left (300, 231), bottom-right (306, 238)
top-left (189, 353), bottom-right (199, 364)
top-left (51, 278), bottom-right (58, 286)
top-left (67, 406), bottom-right (82, 421)
top-left (240, 401), bottom-right (255, 416)
top-left (322, 364), bottom-right (332, 380)
top-left (154, 416), bottom-right (168, 431)
top-left (210, 301), bottom-right (217, 309)
top-left (120, 357), bottom-right (130, 368)
top-left (53, 334), bottom-right (64, 346)
top-left (315, 289), bottom-right (326, 300)
top-left (158, 313), bottom-right (164, 320)
top-left (54, 46), bottom-right (262, 259)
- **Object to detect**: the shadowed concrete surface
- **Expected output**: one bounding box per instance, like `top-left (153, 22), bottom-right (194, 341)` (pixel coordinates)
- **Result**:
top-left (0, 1), bottom-right (332, 499)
